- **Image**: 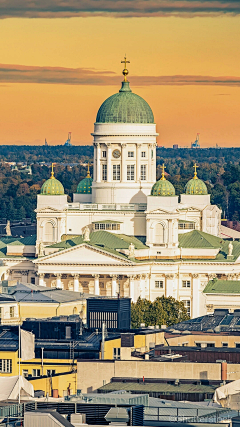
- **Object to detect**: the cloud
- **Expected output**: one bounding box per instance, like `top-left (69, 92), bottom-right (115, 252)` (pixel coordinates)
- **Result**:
top-left (1, 63), bottom-right (240, 88)
top-left (1, 0), bottom-right (240, 18)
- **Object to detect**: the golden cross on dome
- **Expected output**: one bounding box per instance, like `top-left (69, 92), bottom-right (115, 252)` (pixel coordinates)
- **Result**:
top-left (193, 163), bottom-right (199, 179)
top-left (87, 162), bottom-right (91, 178)
top-left (51, 162), bottom-right (56, 179)
top-left (161, 163), bottom-right (166, 181)
top-left (121, 55), bottom-right (130, 82)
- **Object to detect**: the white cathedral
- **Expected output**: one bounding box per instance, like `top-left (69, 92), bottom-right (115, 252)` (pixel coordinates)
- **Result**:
top-left (2, 62), bottom-right (240, 318)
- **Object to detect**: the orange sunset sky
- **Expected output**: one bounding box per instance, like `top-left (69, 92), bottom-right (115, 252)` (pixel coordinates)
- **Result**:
top-left (1, 4), bottom-right (240, 147)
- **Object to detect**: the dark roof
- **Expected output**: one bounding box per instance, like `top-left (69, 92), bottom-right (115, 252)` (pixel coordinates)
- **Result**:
top-left (98, 381), bottom-right (217, 395)
top-left (166, 308), bottom-right (240, 333)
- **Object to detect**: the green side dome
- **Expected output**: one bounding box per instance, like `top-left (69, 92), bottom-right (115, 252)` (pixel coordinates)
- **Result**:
top-left (96, 81), bottom-right (154, 124)
top-left (151, 179), bottom-right (175, 196)
top-left (77, 176), bottom-right (93, 194)
top-left (41, 172), bottom-right (64, 195)
top-left (185, 177), bottom-right (208, 195)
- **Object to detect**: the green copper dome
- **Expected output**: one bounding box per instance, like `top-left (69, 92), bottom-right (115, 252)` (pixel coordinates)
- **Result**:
top-left (151, 179), bottom-right (175, 196)
top-left (185, 178), bottom-right (208, 195)
top-left (41, 173), bottom-right (64, 195)
top-left (77, 176), bottom-right (93, 194)
top-left (151, 165), bottom-right (175, 196)
top-left (96, 81), bottom-right (154, 124)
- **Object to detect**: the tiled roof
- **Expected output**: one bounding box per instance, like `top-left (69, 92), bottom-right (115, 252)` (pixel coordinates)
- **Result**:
top-left (98, 381), bottom-right (217, 394)
top-left (204, 279), bottom-right (240, 294)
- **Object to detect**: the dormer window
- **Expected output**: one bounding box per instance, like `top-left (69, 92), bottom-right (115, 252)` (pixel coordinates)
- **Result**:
top-left (93, 221), bottom-right (121, 231)
top-left (178, 221), bottom-right (195, 230)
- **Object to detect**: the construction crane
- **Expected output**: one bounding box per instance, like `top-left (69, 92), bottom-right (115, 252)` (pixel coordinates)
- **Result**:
top-left (64, 132), bottom-right (72, 146)
top-left (191, 133), bottom-right (200, 149)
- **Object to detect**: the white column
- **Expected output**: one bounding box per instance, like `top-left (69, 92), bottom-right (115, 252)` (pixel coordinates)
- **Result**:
top-left (93, 274), bottom-right (100, 295)
top-left (139, 275), bottom-right (146, 299)
top-left (93, 144), bottom-right (97, 181)
top-left (148, 144), bottom-right (152, 182)
top-left (165, 274), bottom-right (174, 297)
top-left (111, 275), bottom-right (118, 297)
top-left (38, 273), bottom-right (45, 287)
top-left (73, 274), bottom-right (79, 292)
top-left (192, 274), bottom-right (200, 318)
top-left (107, 143), bottom-right (112, 183)
top-left (121, 144), bottom-right (127, 182)
top-left (168, 219), bottom-right (173, 245)
top-left (97, 143), bottom-right (101, 182)
top-left (56, 273), bottom-right (63, 289)
top-left (136, 144), bottom-right (141, 182)
top-left (129, 275), bottom-right (136, 302)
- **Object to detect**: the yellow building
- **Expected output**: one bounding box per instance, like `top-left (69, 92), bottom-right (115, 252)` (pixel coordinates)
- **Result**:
top-left (0, 282), bottom-right (88, 324)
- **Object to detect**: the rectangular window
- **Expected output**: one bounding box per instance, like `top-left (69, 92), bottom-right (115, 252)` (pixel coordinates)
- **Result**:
top-left (32, 369), bottom-right (41, 377)
top-left (100, 223), bottom-right (105, 230)
top-left (222, 343), bottom-right (228, 347)
top-left (10, 306), bottom-right (14, 318)
top-left (102, 164), bottom-right (107, 181)
top-left (236, 343), bottom-right (240, 348)
top-left (178, 223), bottom-right (195, 230)
top-left (182, 300), bottom-right (191, 317)
top-left (47, 369), bottom-right (56, 377)
top-left (127, 165), bottom-right (135, 181)
top-left (31, 277), bottom-right (35, 285)
top-left (207, 343), bottom-right (215, 348)
top-left (94, 224), bottom-right (100, 230)
top-left (141, 151), bottom-right (146, 157)
top-left (151, 150), bottom-right (154, 159)
top-left (182, 280), bottom-right (191, 288)
top-left (0, 359), bottom-right (12, 373)
top-left (102, 151), bottom-right (107, 158)
top-left (113, 164), bottom-right (120, 181)
top-left (141, 165), bottom-right (146, 181)
top-left (128, 151), bottom-right (134, 158)
top-left (106, 224), bottom-right (111, 230)
top-left (155, 280), bottom-right (164, 289)
top-left (113, 348), bottom-right (121, 360)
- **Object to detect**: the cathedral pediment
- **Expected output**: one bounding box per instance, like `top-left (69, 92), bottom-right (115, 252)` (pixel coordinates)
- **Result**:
top-left (34, 243), bottom-right (132, 265)
top-left (147, 208), bottom-right (179, 215)
top-left (35, 206), bottom-right (66, 213)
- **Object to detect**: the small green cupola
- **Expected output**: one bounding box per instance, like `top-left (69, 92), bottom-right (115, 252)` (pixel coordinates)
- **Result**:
top-left (77, 164), bottom-right (93, 194)
top-left (185, 163), bottom-right (208, 195)
top-left (40, 163), bottom-right (64, 195)
top-left (151, 164), bottom-right (175, 196)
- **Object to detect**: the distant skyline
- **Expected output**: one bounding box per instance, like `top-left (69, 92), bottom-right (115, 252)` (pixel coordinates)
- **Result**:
top-left (1, 3), bottom-right (240, 146)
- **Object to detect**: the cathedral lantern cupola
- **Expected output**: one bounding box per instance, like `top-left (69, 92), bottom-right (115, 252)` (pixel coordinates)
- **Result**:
top-left (92, 57), bottom-right (158, 205)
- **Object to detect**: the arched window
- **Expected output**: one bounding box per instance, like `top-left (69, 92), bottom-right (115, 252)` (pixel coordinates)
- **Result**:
top-left (154, 223), bottom-right (165, 244)
top-left (44, 222), bottom-right (55, 242)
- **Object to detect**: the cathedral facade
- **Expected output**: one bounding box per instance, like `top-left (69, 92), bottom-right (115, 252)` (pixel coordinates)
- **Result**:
top-left (2, 65), bottom-right (240, 319)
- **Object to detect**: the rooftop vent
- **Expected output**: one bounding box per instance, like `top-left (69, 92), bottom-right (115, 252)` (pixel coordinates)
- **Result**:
top-left (214, 309), bottom-right (229, 316)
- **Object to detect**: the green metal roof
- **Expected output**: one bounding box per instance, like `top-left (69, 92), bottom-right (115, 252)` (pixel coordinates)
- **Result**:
top-left (96, 81), bottom-right (154, 124)
top-left (204, 279), bottom-right (240, 294)
top-left (47, 231), bottom-right (148, 260)
top-left (178, 230), bottom-right (223, 249)
top-left (98, 381), bottom-right (216, 395)
top-left (0, 235), bottom-right (36, 258)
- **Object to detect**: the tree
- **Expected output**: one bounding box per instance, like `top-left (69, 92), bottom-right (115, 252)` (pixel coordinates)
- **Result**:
top-left (131, 296), bottom-right (189, 329)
